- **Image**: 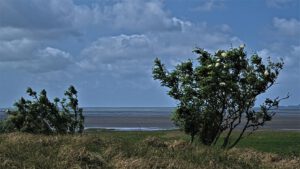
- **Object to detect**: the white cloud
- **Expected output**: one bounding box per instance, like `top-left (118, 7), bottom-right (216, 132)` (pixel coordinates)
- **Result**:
top-left (32, 47), bottom-right (74, 72)
top-left (256, 43), bottom-right (300, 105)
top-left (257, 45), bottom-right (300, 83)
top-left (0, 0), bottom-right (88, 40)
top-left (0, 0), bottom-right (74, 28)
top-left (0, 0), bottom-right (244, 78)
top-left (78, 23), bottom-right (242, 78)
top-left (0, 46), bottom-right (74, 73)
top-left (266, 0), bottom-right (298, 8)
top-left (0, 0), bottom-right (241, 77)
top-left (257, 49), bottom-right (282, 63)
top-left (0, 0), bottom-right (297, 107)
top-left (0, 38), bottom-right (37, 61)
top-left (273, 17), bottom-right (300, 36)
top-left (81, 34), bottom-right (151, 64)
top-left (291, 45), bottom-right (300, 56)
top-left (257, 16), bottom-right (300, 104)
top-left (78, 34), bottom-right (153, 78)
top-left (0, 27), bottom-right (81, 42)
top-left (90, 0), bottom-right (190, 33)
top-left (193, 0), bottom-right (225, 11)
top-left (290, 45), bottom-right (300, 68)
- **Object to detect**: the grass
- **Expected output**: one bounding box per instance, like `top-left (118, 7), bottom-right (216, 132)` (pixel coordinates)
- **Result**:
top-left (0, 130), bottom-right (299, 169)
top-left (233, 131), bottom-right (300, 156)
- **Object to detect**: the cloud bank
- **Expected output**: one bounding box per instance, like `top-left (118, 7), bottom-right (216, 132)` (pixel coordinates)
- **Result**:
top-left (0, 0), bottom-right (299, 106)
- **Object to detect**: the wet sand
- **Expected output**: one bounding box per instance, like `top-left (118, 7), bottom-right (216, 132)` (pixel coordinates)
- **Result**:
top-left (1, 108), bottom-right (299, 131)
top-left (84, 113), bottom-right (300, 131)
top-left (85, 116), bottom-right (175, 128)
top-left (263, 114), bottom-right (300, 131)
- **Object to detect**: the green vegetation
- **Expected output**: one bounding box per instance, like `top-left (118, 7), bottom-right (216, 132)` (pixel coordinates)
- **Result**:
top-left (0, 130), bottom-right (299, 169)
top-left (153, 45), bottom-right (288, 148)
top-left (0, 86), bottom-right (84, 134)
top-left (232, 131), bottom-right (300, 156)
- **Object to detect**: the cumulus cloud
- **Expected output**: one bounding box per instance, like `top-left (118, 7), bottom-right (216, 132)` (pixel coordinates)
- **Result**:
top-left (0, 0), bottom-right (92, 40)
top-left (4, 0), bottom-right (297, 106)
top-left (256, 15), bottom-right (300, 103)
top-left (257, 46), bottom-right (299, 104)
top-left (81, 34), bottom-right (151, 64)
top-left (273, 17), bottom-right (300, 36)
top-left (290, 45), bottom-right (300, 68)
top-left (90, 0), bottom-right (191, 33)
top-left (257, 46), bottom-right (300, 102)
top-left (0, 0), bottom-right (87, 73)
top-left (193, 0), bottom-right (225, 11)
top-left (266, 0), bottom-right (299, 8)
top-left (266, 17), bottom-right (300, 72)
top-left (32, 47), bottom-right (74, 72)
top-left (0, 38), bottom-right (37, 61)
top-left (0, 0), bottom-right (72, 29)
top-left (78, 23), bottom-right (242, 79)
top-left (78, 34), bottom-right (164, 81)
top-left (0, 0), bottom-right (192, 70)
top-left (258, 45), bottom-right (299, 74)
top-left (0, 46), bottom-right (73, 73)
top-left (0, 0), bottom-right (242, 78)
top-left (78, 34), bottom-right (153, 77)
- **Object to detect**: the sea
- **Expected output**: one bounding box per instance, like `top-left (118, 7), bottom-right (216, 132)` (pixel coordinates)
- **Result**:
top-left (0, 107), bottom-right (299, 131)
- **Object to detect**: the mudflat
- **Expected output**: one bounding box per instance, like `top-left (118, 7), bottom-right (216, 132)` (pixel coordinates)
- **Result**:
top-left (84, 112), bottom-right (300, 131)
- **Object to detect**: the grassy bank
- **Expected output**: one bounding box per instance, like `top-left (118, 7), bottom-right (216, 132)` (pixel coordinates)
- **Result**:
top-left (0, 130), bottom-right (299, 169)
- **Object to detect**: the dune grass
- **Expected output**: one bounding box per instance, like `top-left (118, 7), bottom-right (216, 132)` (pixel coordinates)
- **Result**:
top-left (0, 130), bottom-right (299, 169)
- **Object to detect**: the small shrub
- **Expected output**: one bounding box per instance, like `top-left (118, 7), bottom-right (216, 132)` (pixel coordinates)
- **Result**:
top-left (1, 85), bottom-right (84, 134)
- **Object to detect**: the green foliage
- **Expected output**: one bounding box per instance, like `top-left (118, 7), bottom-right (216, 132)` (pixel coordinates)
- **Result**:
top-left (1, 85), bottom-right (84, 134)
top-left (0, 119), bottom-right (15, 133)
top-left (153, 45), bottom-right (288, 148)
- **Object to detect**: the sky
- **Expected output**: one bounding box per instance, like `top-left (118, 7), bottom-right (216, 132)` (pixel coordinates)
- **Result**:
top-left (0, 0), bottom-right (299, 107)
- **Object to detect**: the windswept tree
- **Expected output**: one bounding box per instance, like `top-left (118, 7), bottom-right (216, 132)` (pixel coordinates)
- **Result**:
top-left (62, 86), bottom-right (84, 133)
top-left (2, 85), bottom-right (84, 134)
top-left (153, 45), bottom-right (288, 148)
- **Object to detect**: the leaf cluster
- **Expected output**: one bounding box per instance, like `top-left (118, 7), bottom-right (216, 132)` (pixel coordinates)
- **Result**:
top-left (153, 45), bottom-right (288, 148)
top-left (0, 85), bottom-right (84, 134)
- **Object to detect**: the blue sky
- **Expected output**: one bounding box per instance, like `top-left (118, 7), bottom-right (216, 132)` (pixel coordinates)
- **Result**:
top-left (0, 0), bottom-right (299, 107)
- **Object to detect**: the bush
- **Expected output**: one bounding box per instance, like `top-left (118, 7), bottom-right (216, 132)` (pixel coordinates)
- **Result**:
top-left (1, 85), bottom-right (84, 134)
top-left (153, 45), bottom-right (288, 148)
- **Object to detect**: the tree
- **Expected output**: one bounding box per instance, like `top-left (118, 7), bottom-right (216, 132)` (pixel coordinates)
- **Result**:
top-left (153, 45), bottom-right (288, 148)
top-left (2, 85), bottom-right (84, 134)
top-left (62, 86), bottom-right (84, 133)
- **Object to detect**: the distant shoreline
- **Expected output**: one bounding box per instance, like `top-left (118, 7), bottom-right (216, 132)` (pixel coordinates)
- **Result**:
top-left (1, 107), bottom-right (299, 131)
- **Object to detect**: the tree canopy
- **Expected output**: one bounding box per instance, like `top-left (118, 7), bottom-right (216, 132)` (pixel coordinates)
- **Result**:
top-left (153, 45), bottom-right (288, 148)
top-left (0, 86), bottom-right (84, 134)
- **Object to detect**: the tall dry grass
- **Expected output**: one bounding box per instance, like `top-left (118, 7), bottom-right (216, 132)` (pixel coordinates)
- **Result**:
top-left (0, 131), bottom-right (299, 169)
